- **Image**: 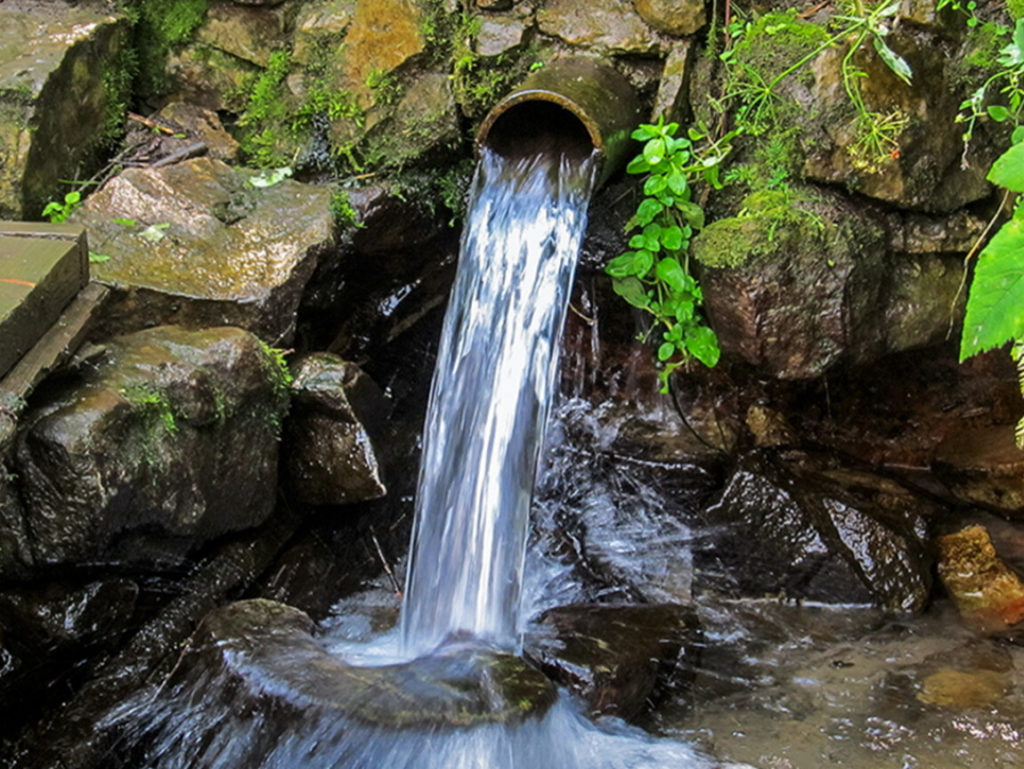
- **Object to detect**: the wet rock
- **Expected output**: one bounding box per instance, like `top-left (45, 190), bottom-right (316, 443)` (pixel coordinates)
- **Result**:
top-left (13, 326), bottom-right (289, 568)
top-left (918, 668), bottom-right (1009, 708)
top-left (932, 427), bottom-right (1024, 516)
top-left (342, 0), bottom-right (426, 107)
top-left (633, 0), bottom-right (706, 37)
top-left (525, 603), bottom-right (700, 720)
top-left (195, 1), bottom-right (294, 67)
top-left (0, 2), bottom-right (129, 219)
top-left (884, 254), bottom-right (965, 353)
top-left (365, 70), bottom-right (462, 169)
top-left (285, 353), bottom-right (389, 506)
top-left (802, 26), bottom-right (993, 212)
top-left (154, 101), bottom-right (241, 162)
top-left (164, 44), bottom-right (258, 112)
top-left (651, 41), bottom-right (696, 122)
top-left (695, 188), bottom-right (890, 379)
top-left (538, 0), bottom-right (663, 55)
top-left (695, 451), bottom-right (933, 612)
top-left (292, 0), bottom-right (355, 67)
top-left (744, 404), bottom-right (796, 448)
top-left (0, 578), bottom-right (138, 653)
top-left (0, 471), bottom-right (34, 580)
top-left (138, 599), bottom-right (557, 765)
top-left (936, 525), bottom-right (1024, 632)
top-left (892, 210), bottom-right (987, 254)
top-left (478, 0), bottom-right (514, 9)
top-left (476, 14), bottom-right (529, 57)
top-left (73, 157), bottom-right (335, 344)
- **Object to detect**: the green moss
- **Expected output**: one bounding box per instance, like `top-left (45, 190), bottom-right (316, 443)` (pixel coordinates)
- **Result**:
top-left (236, 49), bottom-right (295, 167)
top-left (1010, 0), bottom-right (1024, 21)
top-left (952, 20), bottom-right (1011, 91)
top-left (692, 188), bottom-right (826, 269)
top-left (127, 0), bottom-right (211, 95)
top-left (330, 188), bottom-right (362, 228)
top-left (725, 10), bottom-right (830, 135)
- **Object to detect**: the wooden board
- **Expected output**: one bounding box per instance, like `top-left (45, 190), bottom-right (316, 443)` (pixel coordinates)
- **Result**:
top-left (0, 222), bottom-right (88, 381)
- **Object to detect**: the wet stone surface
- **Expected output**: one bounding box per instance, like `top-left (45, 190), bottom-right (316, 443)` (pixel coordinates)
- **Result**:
top-left (169, 599), bottom-right (557, 729)
top-left (695, 450), bottom-right (933, 612)
top-left (73, 157), bottom-right (335, 344)
top-left (13, 325), bottom-right (289, 569)
top-left (284, 353), bottom-right (389, 506)
top-left (525, 603), bottom-right (700, 721)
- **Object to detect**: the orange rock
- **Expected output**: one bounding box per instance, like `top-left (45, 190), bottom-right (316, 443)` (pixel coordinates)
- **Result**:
top-left (936, 524), bottom-right (1024, 632)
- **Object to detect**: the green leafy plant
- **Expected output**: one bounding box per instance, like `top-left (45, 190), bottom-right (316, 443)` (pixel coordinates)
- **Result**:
top-left (41, 191), bottom-right (82, 223)
top-left (959, 135), bottom-right (1024, 444)
top-left (956, 18), bottom-right (1024, 164)
top-left (605, 118), bottom-right (736, 391)
top-left (721, 2), bottom-right (914, 171)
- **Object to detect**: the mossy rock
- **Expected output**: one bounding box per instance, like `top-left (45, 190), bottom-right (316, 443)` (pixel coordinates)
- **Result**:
top-left (0, 2), bottom-right (130, 219)
top-left (13, 326), bottom-right (289, 568)
top-left (694, 186), bottom-right (890, 378)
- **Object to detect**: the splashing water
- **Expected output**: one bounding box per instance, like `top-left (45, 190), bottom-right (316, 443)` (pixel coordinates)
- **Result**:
top-left (400, 146), bottom-right (598, 655)
top-left (103, 139), bottom-right (723, 769)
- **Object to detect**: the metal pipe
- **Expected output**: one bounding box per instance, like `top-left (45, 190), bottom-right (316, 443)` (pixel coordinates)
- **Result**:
top-left (476, 57), bottom-right (642, 186)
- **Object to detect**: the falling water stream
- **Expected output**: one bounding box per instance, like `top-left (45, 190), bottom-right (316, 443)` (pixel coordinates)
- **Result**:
top-left (401, 144), bottom-right (596, 655)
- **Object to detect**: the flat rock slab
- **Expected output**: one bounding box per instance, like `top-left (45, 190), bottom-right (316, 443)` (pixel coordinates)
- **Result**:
top-left (0, 1), bottom-right (127, 219)
top-left (171, 599), bottom-right (556, 729)
top-left (74, 157), bottom-right (335, 343)
top-left (0, 222), bottom-right (87, 381)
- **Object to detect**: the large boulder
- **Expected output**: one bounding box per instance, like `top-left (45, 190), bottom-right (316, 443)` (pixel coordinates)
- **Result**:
top-left (694, 451), bottom-right (933, 612)
top-left (73, 157), bottom-right (335, 344)
top-left (0, 1), bottom-right (129, 219)
top-left (13, 326), bottom-right (290, 568)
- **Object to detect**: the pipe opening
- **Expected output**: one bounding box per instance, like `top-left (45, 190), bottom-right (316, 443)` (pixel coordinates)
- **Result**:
top-left (480, 99), bottom-right (596, 166)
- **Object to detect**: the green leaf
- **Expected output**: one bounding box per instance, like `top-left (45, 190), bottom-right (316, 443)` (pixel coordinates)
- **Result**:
top-left (113, 217), bottom-right (137, 227)
top-left (249, 166), bottom-right (293, 188)
top-left (658, 342), bottom-right (676, 361)
top-left (655, 257), bottom-right (688, 293)
top-left (641, 223), bottom-right (663, 251)
top-left (988, 142), bottom-right (1024, 192)
top-left (606, 252), bottom-right (638, 277)
top-left (610, 276), bottom-right (651, 310)
top-left (632, 249), bottom-right (655, 276)
top-left (630, 197), bottom-right (665, 228)
top-left (988, 105), bottom-right (1011, 123)
top-left (676, 200), bottom-right (705, 230)
top-left (684, 325), bottom-right (721, 367)
top-left (140, 222), bottom-right (171, 242)
top-left (643, 138), bottom-right (667, 165)
top-left (960, 215), bottom-right (1024, 359)
top-left (644, 175), bottom-right (668, 195)
top-left (660, 225), bottom-right (684, 251)
top-left (88, 252), bottom-right (111, 263)
top-left (666, 170), bottom-right (688, 196)
top-left (873, 36), bottom-right (912, 85)
top-left (627, 156), bottom-right (651, 174)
